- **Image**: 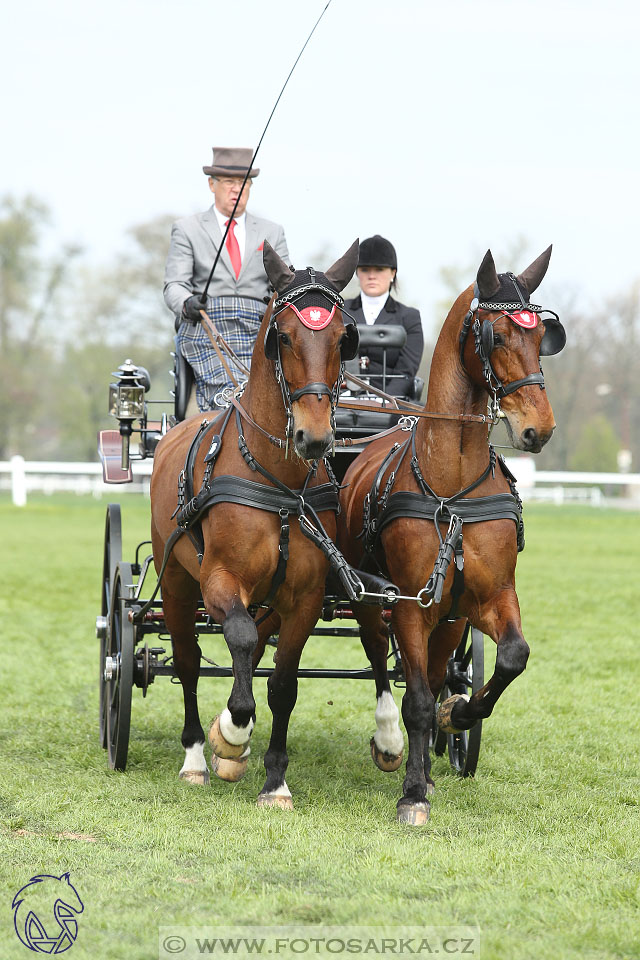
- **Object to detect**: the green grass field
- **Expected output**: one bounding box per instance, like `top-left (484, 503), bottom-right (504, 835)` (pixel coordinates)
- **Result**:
top-left (1, 494), bottom-right (638, 960)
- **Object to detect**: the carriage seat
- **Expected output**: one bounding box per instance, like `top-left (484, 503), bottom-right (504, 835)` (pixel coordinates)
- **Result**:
top-left (172, 349), bottom-right (197, 421)
top-left (335, 324), bottom-right (424, 437)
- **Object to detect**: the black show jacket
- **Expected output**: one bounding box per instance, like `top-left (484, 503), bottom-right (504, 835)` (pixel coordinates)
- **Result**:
top-left (344, 294), bottom-right (424, 396)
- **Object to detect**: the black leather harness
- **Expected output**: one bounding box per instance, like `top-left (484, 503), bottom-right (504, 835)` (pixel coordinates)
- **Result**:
top-left (360, 425), bottom-right (525, 621)
top-left (133, 407), bottom-right (371, 623)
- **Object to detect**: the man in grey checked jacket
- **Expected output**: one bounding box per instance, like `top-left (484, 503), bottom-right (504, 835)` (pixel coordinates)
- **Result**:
top-left (164, 146), bottom-right (289, 413)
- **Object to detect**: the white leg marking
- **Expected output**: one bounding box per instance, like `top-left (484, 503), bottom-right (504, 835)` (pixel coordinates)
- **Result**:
top-left (373, 691), bottom-right (404, 755)
top-left (219, 707), bottom-right (254, 745)
top-left (269, 781), bottom-right (291, 798)
top-left (180, 742), bottom-right (207, 775)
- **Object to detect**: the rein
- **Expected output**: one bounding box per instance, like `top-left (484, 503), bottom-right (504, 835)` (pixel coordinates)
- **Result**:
top-left (200, 310), bottom-right (495, 429)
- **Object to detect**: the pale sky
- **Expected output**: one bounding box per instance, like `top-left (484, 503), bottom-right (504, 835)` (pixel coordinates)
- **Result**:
top-left (3, 0), bottom-right (639, 327)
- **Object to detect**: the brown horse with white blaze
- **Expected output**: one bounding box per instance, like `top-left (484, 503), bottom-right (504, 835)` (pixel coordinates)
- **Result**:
top-left (150, 239), bottom-right (360, 808)
top-left (338, 247), bottom-right (566, 824)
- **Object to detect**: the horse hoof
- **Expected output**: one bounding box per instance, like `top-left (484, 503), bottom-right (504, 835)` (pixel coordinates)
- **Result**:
top-left (257, 792), bottom-right (294, 811)
top-left (179, 769), bottom-right (210, 786)
top-left (437, 694), bottom-right (470, 734)
top-left (370, 736), bottom-right (403, 772)
top-left (396, 802), bottom-right (430, 826)
top-left (208, 715), bottom-right (249, 760)
top-left (211, 753), bottom-right (249, 782)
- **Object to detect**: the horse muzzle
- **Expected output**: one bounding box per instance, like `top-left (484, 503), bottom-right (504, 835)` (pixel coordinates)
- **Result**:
top-left (293, 426), bottom-right (334, 460)
top-left (291, 388), bottom-right (335, 460)
top-left (506, 420), bottom-right (555, 453)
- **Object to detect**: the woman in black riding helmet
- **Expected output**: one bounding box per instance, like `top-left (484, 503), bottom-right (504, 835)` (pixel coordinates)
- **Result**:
top-left (345, 235), bottom-right (424, 397)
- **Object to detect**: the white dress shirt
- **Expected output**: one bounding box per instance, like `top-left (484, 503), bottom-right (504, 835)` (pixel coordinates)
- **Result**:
top-left (213, 206), bottom-right (246, 263)
top-left (360, 291), bottom-right (388, 325)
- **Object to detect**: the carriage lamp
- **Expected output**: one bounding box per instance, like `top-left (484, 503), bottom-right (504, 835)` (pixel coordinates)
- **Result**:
top-left (108, 359), bottom-right (149, 470)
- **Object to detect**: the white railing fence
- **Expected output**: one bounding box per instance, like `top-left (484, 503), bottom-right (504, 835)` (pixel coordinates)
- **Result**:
top-left (1, 456), bottom-right (153, 505)
top-left (1, 455), bottom-right (640, 508)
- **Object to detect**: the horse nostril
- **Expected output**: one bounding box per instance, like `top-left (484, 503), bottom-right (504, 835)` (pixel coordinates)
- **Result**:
top-left (295, 429), bottom-right (305, 448)
top-left (522, 428), bottom-right (538, 447)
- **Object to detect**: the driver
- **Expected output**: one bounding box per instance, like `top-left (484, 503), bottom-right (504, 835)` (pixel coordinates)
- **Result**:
top-left (164, 146), bottom-right (289, 413)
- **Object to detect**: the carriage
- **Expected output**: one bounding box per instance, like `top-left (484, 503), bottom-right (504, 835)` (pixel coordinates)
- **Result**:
top-left (95, 241), bottom-right (564, 823)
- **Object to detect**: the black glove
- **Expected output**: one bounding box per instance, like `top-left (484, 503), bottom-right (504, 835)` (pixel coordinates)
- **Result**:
top-left (182, 295), bottom-right (204, 324)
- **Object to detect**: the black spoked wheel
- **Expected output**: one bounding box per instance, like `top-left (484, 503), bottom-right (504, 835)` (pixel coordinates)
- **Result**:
top-left (432, 623), bottom-right (485, 777)
top-left (98, 505), bottom-right (122, 748)
top-left (104, 562), bottom-right (134, 771)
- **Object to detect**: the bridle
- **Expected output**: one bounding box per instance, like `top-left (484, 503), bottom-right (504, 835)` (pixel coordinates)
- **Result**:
top-left (459, 273), bottom-right (565, 416)
top-left (264, 267), bottom-right (359, 454)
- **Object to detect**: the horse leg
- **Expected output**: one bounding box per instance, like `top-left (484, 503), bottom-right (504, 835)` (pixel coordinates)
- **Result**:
top-left (355, 604), bottom-right (404, 772)
top-left (427, 620), bottom-right (467, 699)
top-left (201, 574), bottom-right (259, 782)
top-left (393, 603), bottom-right (435, 825)
top-left (438, 590), bottom-right (529, 733)
top-left (157, 550), bottom-right (208, 785)
top-left (257, 600), bottom-right (320, 810)
top-left (208, 610), bottom-right (281, 783)
top-left (252, 610), bottom-right (281, 671)
top-left (424, 619), bottom-right (466, 781)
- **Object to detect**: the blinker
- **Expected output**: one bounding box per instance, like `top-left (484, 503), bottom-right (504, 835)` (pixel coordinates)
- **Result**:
top-left (539, 315), bottom-right (566, 356)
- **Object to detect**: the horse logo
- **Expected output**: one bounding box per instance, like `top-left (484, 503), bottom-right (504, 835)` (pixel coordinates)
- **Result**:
top-left (12, 872), bottom-right (84, 954)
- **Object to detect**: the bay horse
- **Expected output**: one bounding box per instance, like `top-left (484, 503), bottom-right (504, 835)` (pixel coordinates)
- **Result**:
top-left (150, 239), bottom-right (360, 808)
top-left (338, 247), bottom-right (566, 824)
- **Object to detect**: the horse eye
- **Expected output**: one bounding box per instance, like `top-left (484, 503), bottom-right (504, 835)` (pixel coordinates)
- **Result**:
top-left (279, 332), bottom-right (291, 347)
top-left (493, 332), bottom-right (505, 346)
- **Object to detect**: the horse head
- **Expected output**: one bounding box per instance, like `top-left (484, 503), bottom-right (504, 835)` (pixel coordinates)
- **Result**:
top-left (460, 246), bottom-right (565, 453)
top-left (262, 239), bottom-right (359, 460)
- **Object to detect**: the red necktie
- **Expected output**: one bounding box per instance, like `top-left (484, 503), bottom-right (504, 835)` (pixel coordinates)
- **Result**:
top-left (225, 219), bottom-right (241, 279)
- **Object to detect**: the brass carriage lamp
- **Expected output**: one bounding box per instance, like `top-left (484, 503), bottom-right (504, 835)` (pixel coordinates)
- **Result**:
top-left (109, 359), bottom-right (150, 469)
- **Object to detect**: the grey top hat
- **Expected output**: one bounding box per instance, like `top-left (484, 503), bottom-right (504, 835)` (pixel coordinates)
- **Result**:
top-left (203, 146), bottom-right (260, 178)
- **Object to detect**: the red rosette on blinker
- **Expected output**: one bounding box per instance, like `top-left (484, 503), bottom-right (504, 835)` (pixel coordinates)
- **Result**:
top-left (506, 309), bottom-right (538, 329)
top-left (286, 302), bottom-right (336, 330)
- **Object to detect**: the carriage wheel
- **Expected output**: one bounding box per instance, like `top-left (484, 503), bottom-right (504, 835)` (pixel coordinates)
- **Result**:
top-left (431, 623), bottom-right (484, 777)
top-left (104, 562), bottom-right (134, 771)
top-left (98, 505), bottom-right (122, 748)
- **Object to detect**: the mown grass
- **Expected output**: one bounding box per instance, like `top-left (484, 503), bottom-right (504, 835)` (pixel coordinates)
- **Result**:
top-left (0, 493), bottom-right (638, 959)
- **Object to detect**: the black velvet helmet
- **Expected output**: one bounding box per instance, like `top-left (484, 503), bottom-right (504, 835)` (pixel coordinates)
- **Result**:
top-left (358, 235), bottom-right (397, 270)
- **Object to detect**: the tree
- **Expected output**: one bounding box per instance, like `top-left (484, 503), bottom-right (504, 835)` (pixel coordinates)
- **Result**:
top-left (568, 415), bottom-right (619, 472)
top-left (0, 195), bottom-right (81, 458)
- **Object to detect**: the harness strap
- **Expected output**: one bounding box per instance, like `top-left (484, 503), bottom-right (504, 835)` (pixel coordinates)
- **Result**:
top-left (360, 422), bottom-right (524, 616)
top-left (176, 407), bottom-right (234, 560)
top-left (186, 475), bottom-right (339, 516)
top-left (132, 525), bottom-right (188, 622)
top-left (361, 438), bottom-right (410, 553)
top-left (337, 396), bottom-right (490, 424)
top-left (263, 509), bottom-right (290, 607)
top-left (378, 490), bottom-right (522, 530)
top-left (422, 514), bottom-right (463, 605)
top-left (290, 382), bottom-right (333, 402)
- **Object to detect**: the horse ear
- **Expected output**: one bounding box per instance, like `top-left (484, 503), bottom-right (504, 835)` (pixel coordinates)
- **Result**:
top-left (516, 245), bottom-right (552, 295)
top-left (324, 239), bottom-right (360, 292)
top-left (263, 240), bottom-right (295, 293)
top-left (476, 249), bottom-right (501, 300)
